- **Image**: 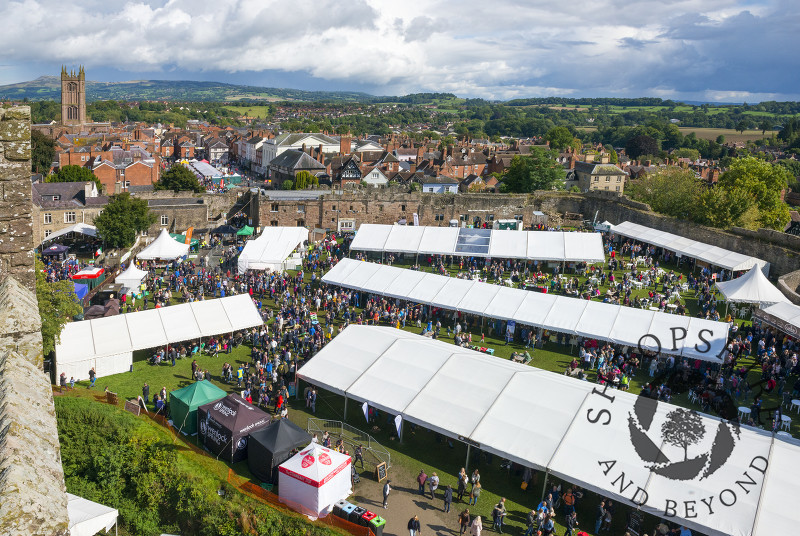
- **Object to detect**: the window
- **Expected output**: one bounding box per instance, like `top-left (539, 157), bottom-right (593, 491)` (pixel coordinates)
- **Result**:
top-left (593, 177), bottom-right (599, 182)
top-left (64, 212), bottom-right (76, 223)
top-left (331, 204), bottom-right (336, 210)
top-left (435, 214), bottom-right (444, 221)
top-left (460, 214), bottom-right (468, 221)
top-left (349, 205), bottom-right (353, 211)
top-left (401, 205), bottom-right (406, 212)
top-left (426, 188), bottom-right (434, 193)
top-left (616, 186), bottom-right (621, 192)
top-left (270, 220), bottom-right (278, 227)
top-left (44, 230), bottom-right (52, 238)
top-left (271, 203), bottom-right (279, 212)
top-left (297, 205), bottom-right (305, 213)
top-left (43, 213), bottom-right (52, 224)
top-left (487, 214), bottom-right (495, 221)
top-left (379, 205), bottom-right (384, 212)
top-left (617, 177), bottom-right (622, 182)
top-left (52, 194), bottom-right (61, 201)
top-left (606, 177), bottom-right (611, 182)
top-left (514, 214), bottom-right (524, 221)
top-left (160, 215), bottom-right (169, 226)
top-left (297, 219), bottom-right (305, 227)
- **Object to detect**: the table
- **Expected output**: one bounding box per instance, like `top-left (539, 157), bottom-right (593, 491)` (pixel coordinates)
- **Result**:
top-left (632, 281), bottom-right (643, 289)
top-left (666, 304), bottom-right (678, 313)
top-left (738, 407), bottom-right (752, 421)
top-left (791, 400), bottom-right (800, 414)
top-left (648, 306), bottom-right (660, 312)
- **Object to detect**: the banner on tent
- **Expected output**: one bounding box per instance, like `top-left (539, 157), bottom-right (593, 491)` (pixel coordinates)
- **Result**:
top-left (394, 415), bottom-right (402, 438)
top-left (753, 308), bottom-right (799, 337)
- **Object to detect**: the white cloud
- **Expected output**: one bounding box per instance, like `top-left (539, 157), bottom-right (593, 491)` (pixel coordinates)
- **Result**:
top-left (1, 0), bottom-right (798, 100)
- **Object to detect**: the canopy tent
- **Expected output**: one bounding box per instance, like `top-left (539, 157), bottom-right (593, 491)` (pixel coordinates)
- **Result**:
top-left (248, 418), bottom-right (312, 483)
top-left (169, 233), bottom-right (200, 248)
top-left (115, 264), bottom-right (149, 294)
top-left (72, 267), bottom-right (104, 280)
top-left (137, 229), bottom-right (190, 261)
top-left (40, 222), bottom-right (97, 245)
top-left (73, 282), bottom-right (88, 300)
top-left (67, 493), bottom-right (118, 536)
top-left (55, 293), bottom-right (264, 381)
top-left (169, 380), bottom-right (227, 435)
top-left (349, 223), bottom-right (606, 263)
top-left (197, 394), bottom-right (271, 463)
top-left (323, 259), bottom-right (730, 361)
top-left (611, 221), bottom-right (769, 274)
top-left (714, 265), bottom-right (790, 306)
top-left (753, 301), bottom-right (800, 336)
top-left (237, 227), bottom-right (309, 274)
top-left (237, 225), bottom-right (255, 236)
top-left (278, 442), bottom-right (352, 518)
top-left (212, 224), bottom-right (239, 235)
top-left (42, 243), bottom-right (69, 261)
top-left (298, 325), bottom-right (799, 536)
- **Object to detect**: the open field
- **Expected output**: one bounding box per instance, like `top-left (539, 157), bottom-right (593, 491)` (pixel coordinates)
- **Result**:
top-left (677, 127), bottom-right (769, 142)
top-left (223, 105), bottom-right (273, 118)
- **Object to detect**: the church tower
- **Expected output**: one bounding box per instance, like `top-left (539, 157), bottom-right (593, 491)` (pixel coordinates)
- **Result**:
top-left (61, 66), bottom-right (86, 127)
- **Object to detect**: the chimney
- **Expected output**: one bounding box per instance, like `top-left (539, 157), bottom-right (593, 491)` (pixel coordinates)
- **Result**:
top-left (340, 136), bottom-right (351, 155)
top-left (302, 143), bottom-right (306, 154)
top-left (569, 155), bottom-right (576, 170)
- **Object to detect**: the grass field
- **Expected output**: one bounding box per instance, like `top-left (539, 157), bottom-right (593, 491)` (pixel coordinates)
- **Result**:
top-left (677, 127), bottom-right (769, 142)
top-left (59, 246), bottom-right (796, 536)
top-left (223, 105), bottom-right (273, 118)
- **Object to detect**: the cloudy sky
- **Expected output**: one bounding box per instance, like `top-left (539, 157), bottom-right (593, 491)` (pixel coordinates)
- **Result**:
top-left (1, 0), bottom-right (798, 101)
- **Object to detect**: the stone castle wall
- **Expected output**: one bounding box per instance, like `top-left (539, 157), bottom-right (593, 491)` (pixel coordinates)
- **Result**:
top-left (0, 106), bottom-right (68, 536)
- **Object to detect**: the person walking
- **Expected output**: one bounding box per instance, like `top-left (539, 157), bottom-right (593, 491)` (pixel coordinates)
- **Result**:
top-left (428, 472), bottom-right (439, 499)
top-left (564, 510), bottom-right (579, 536)
top-left (595, 500), bottom-right (607, 534)
top-left (417, 469), bottom-right (428, 495)
top-left (524, 509), bottom-right (537, 536)
top-left (408, 514), bottom-right (421, 536)
top-left (59, 372), bottom-right (67, 393)
top-left (382, 480), bottom-right (391, 509)
top-left (444, 485), bottom-right (453, 513)
top-left (458, 508), bottom-right (471, 536)
top-left (355, 444), bottom-right (365, 469)
top-left (470, 515), bottom-right (482, 536)
top-left (468, 482), bottom-right (481, 506)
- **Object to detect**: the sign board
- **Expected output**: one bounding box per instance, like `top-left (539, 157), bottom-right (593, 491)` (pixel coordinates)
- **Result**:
top-left (310, 312), bottom-right (319, 325)
top-left (124, 399), bottom-right (142, 416)
top-left (375, 461), bottom-right (388, 482)
top-left (753, 308), bottom-right (799, 337)
top-left (105, 391), bottom-right (118, 406)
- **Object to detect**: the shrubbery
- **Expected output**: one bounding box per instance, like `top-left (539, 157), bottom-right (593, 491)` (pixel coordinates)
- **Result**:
top-left (55, 397), bottom-right (339, 536)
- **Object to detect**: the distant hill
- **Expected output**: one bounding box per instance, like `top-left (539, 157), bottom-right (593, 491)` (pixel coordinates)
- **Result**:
top-left (0, 76), bottom-right (376, 103)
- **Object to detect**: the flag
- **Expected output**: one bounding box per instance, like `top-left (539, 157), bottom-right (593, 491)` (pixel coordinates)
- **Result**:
top-left (362, 401), bottom-right (369, 423)
top-left (95, 247), bottom-right (102, 256)
top-left (394, 414), bottom-right (402, 438)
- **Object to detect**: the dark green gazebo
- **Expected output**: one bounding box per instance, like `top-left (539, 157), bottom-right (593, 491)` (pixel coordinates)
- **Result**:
top-left (169, 380), bottom-right (226, 435)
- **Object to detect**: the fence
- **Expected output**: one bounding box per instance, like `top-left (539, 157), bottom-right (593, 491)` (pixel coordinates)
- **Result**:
top-left (307, 418), bottom-right (391, 471)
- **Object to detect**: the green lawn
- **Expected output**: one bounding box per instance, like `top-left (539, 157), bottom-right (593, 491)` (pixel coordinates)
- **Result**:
top-left (64, 246), bottom-right (797, 536)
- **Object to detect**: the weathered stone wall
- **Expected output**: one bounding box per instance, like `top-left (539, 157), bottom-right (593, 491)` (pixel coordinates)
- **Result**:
top-left (778, 270), bottom-right (800, 305)
top-left (0, 106), bottom-right (69, 535)
top-left (0, 106), bottom-right (35, 291)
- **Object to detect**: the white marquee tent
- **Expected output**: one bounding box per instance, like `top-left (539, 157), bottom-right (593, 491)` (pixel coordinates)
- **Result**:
top-left (67, 493), bottom-right (118, 536)
top-left (237, 226), bottom-right (309, 274)
top-left (55, 294), bottom-right (263, 380)
top-left (115, 264), bottom-right (149, 294)
top-left (278, 442), bottom-right (352, 518)
top-left (714, 265), bottom-right (790, 306)
top-left (753, 301), bottom-right (800, 336)
top-left (323, 259), bottom-right (730, 361)
top-left (40, 222), bottom-right (97, 245)
top-left (611, 221), bottom-right (769, 274)
top-left (298, 326), bottom-right (800, 536)
top-left (349, 224), bottom-right (606, 263)
top-left (137, 229), bottom-right (190, 261)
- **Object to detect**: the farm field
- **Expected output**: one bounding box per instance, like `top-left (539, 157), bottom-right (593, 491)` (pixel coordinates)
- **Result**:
top-left (223, 105), bottom-right (273, 118)
top-left (677, 127), bottom-right (769, 142)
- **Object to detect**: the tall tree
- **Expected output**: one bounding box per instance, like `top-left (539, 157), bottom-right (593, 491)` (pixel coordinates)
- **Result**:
top-left (35, 258), bottom-right (82, 356)
top-left (47, 164), bottom-right (102, 193)
top-left (544, 126), bottom-right (575, 151)
top-left (155, 164), bottom-right (203, 193)
top-left (719, 156), bottom-right (791, 230)
top-left (501, 147), bottom-right (565, 193)
top-left (31, 130), bottom-right (56, 175)
top-left (625, 135), bottom-right (659, 159)
top-left (93, 193), bottom-right (157, 248)
top-left (626, 168), bottom-right (702, 220)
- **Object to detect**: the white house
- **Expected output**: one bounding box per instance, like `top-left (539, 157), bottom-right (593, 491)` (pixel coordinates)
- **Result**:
top-left (361, 167), bottom-right (389, 188)
top-left (421, 176), bottom-right (459, 194)
top-left (261, 133), bottom-right (340, 169)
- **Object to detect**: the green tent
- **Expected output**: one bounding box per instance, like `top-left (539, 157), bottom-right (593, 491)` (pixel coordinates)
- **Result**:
top-left (237, 225), bottom-right (254, 236)
top-left (170, 233), bottom-right (200, 248)
top-left (169, 380), bottom-right (226, 435)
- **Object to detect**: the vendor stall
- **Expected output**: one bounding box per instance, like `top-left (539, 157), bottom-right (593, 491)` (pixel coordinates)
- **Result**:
top-left (42, 243), bottom-right (69, 262)
top-left (278, 442), bottom-right (352, 518)
top-left (197, 394), bottom-right (271, 463)
top-left (169, 380), bottom-right (226, 435)
top-left (248, 419), bottom-right (312, 483)
top-left (71, 267), bottom-right (105, 290)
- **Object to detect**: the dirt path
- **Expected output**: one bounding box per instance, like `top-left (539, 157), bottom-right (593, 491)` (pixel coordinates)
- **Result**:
top-left (350, 467), bottom-right (479, 536)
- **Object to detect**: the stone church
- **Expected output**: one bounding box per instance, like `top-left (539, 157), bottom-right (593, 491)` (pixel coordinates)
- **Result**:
top-left (60, 66), bottom-right (87, 127)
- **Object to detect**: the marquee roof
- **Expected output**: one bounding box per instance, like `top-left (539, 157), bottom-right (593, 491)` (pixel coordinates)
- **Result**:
top-left (56, 294), bottom-right (263, 365)
top-left (237, 226), bottom-right (308, 274)
top-left (714, 265), bottom-right (790, 306)
top-left (298, 325), bottom-right (799, 536)
top-left (611, 221), bottom-right (769, 274)
top-left (323, 259), bottom-right (730, 361)
top-left (349, 224), bottom-right (606, 263)
top-left (137, 229), bottom-right (190, 260)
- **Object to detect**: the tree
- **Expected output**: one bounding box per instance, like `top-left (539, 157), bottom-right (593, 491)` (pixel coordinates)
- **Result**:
top-left (501, 147), bottom-right (565, 193)
top-left (35, 258), bottom-right (82, 356)
top-left (47, 164), bottom-right (102, 193)
top-left (695, 186), bottom-right (757, 229)
top-left (545, 126), bottom-right (574, 151)
top-left (735, 120), bottom-right (750, 134)
top-left (718, 156), bottom-right (792, 230)
top-left (661, 408), bottom-right (706, 461)
top-left (672, 148), bottom-right (701, 161)
top-left (93, 193), bottom-right (157, 248)
top-left (155, 164), bottom-right (203, 193)
top-left (31, 130), bottom-right (56, 175)
top-left (293, 170), bottom-right (319, 190)
top-left (625, 135), bottom-right (659, 159)
top-left (716, 135), bottom-right (726, 144)
top-left (282, 179), bottom-right (294, 190)
top-left (626, 168), bottom-right (702, 220)
top-left (759, 119), bottom-right (774, 135)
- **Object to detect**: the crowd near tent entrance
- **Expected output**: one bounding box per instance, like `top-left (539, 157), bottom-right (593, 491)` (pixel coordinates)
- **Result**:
top-left (247, 418), bottom-right (312, 483)
top-left (197, 394), bottom-right (271, 463)
top-left (278, 442), bottom-right (352, 518)
top-left (169, 380), bottom-right (226, 435)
